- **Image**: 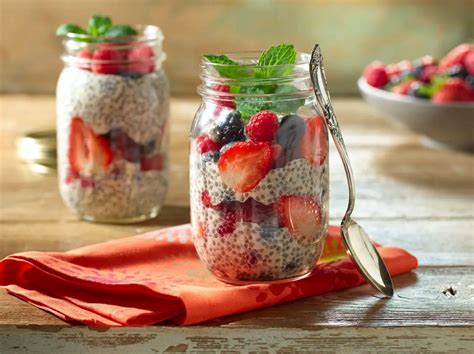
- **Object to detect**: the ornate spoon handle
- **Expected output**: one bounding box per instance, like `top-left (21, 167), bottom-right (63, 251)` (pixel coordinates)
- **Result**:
top-left (309, 45), bottom-right (355, 221)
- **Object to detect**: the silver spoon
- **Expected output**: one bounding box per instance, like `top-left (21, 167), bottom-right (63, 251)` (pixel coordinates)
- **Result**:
top-left (309, 44), bottom-right (394, 297)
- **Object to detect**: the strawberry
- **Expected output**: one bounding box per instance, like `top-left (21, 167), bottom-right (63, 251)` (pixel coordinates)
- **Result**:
top-left (218, 141), bottom-right (273, 193)
top-left (278, 196), bottom-right (321, 241)
top-left (68, 117), bottom-right (112, 175)
top-left (464, 51), bottom-right (474, 76)
top-left (363, 61), bottom-right (389, 88)
top-left (76, 49), bottom-right (93, 71)
top-left (299, 116), bottom-right (327, 167)
top-left (391, 78), bottom-right (416, 95)
top-left (246, 110), bottom-right (279, 142)
top-left (439, 43), bottom-right (473, 71)
top-left (195, 135), bottom-right (221, 154)
top-left (432, 78), bottom-right (474, 103)
top-left (128, 45), bottom-right (155, 74)
top-left (91, 48), bottom-right (127, 75)
top-left (140, 153), bottom-right (164, 171)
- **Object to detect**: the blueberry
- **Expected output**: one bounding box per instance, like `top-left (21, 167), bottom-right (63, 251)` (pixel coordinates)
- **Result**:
top-left (447, 65), bottom-right (468, 79)
top-left (413, 64), bottom-right (425, 79)
top-left (275, 114), bottom-right (306, 167)
top-left (141, 139), bottom-right (156, 155)
top-left (260, 227), bottom-right (279, 241)
top-left (198, 151), bottom-right (219, 170)
top-left (466, 76), bottom-right (474, 89)
top-left (215, 111), bottom-right (245, 145)
top-left (202, 151), bottom-right (220, 163)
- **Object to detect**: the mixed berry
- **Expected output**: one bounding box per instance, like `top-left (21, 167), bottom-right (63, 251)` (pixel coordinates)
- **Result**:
top-left (190, 45), bottom-right (328, 282)
top-left (363, 43), bottom-right (474, 103)
top-left (56, 15), bottom-right (155, 76)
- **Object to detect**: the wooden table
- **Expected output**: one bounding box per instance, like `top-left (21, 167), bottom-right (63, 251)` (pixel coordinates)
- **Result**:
top-left (1, 95), bottom-right (473, 352)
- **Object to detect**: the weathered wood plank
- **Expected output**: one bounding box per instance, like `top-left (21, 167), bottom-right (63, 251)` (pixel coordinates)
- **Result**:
top-left (1, 326), bottom-right (473, 353)
top-left (1, 267), bottom-right (473, 328)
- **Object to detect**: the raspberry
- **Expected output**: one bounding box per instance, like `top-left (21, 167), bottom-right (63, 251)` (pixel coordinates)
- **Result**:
top-left (76, 50), bottom-right (93, 71)
top-left (201, 191), bottom-right (213, 208)
top-left (195, 135), bottom-right (221, 154)
top-left (363, 62), bottom-right (389, 88)
top-left (217, 211), bottom-right (236, 236)
top-left (246, 110), bottom-right (279, 142)
top-left (213, 84), bottom-right (236, 109)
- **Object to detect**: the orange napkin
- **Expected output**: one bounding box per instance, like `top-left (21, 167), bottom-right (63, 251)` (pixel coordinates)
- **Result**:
top-left (0, 224), bottom-right (417, 326)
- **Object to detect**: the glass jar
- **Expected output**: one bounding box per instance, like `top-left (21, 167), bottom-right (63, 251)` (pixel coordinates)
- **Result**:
top-left (190, 52), bottom-right (329, 283)
top-left (56, 26), bottom-right (169, 223)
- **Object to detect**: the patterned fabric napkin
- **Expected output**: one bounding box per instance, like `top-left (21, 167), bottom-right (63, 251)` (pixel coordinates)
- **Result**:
top-left (0, 224), bottom-right (417, 326)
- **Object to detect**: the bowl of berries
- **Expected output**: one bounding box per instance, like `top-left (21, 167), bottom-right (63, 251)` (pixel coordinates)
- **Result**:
top-left (358, 43), bottom-right (474, 150)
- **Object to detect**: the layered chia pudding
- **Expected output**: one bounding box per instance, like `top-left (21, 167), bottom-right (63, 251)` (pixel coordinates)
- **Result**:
top-left (56, 18), bottom-right (169, 222)
top-left (190, 45), bottom-right (329, 283)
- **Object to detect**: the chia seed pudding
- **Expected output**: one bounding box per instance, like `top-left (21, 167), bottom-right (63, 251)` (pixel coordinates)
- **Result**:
top-left (190, 47), bottom-right (329, 283)
top-left (56, 24), bottom-right (169, 222)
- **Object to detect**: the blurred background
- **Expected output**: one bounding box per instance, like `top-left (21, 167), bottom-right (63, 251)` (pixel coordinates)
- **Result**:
top-left (0, 0), bottom-right (472, 97)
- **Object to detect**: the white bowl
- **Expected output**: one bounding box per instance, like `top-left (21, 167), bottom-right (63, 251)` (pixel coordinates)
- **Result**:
top-left (358, 78), bottom-right (474, 151)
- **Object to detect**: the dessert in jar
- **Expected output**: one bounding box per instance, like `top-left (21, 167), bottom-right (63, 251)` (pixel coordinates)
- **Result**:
top-left (55, 16), bottom-right (170, 223)
top-left (189, 44), bottom-right (329, 283)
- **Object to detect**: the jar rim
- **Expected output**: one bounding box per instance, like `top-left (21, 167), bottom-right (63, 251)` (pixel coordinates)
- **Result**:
top-left (201, 51), bottom-right (310, 69)
top-left (198, 51), bottom-right (314, 101)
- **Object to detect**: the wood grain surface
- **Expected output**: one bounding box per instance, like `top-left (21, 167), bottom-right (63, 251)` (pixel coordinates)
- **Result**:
top-left (0, 95), bottom-right (473, 352)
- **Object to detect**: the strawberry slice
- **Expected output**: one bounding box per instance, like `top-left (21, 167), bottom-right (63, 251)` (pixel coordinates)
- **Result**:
top-left (439, 43), bottom-right (473, 71)
top-left (300, 116), bottom-right (327, 167)
top-left (278, 196), bottom-right (321, 241)
top-left (217, 141), bottom-right (273, 193)
top-left (68, 117), bottom-right (112, 175)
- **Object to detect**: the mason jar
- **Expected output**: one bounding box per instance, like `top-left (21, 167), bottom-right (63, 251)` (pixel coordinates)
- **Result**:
top-left (189, 52), bottom-right (329, 283)
top-left (56, 25), bottom-right (169, 223)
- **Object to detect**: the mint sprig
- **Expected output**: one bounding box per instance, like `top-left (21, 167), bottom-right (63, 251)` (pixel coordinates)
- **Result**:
top-left (203, 44), bottom-right (302, 118)
top-left (203, 54), bottom-right (253, 78)
top-left (56, 24), bottom-right (87, 36)
top-left (56, 15), bottom-right (138, 42)
top-left (88, 15), bottom-right (112, 36)
top-left (105, 25), bottom-right (138, 37)
top-left (255, 44), bottom-right (297, 78)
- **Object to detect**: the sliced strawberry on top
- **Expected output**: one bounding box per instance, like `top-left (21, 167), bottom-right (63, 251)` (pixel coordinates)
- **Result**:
top-left (278, 195), bottom-right (322, 242)
top-left (76, 49), bottom-right (93, 71)
top-left (68, 117), bottom-right (112, 175)
top-left (300, 116), bottom-right (328, 167)
top-left (217, 141), bottom-right (273, 193)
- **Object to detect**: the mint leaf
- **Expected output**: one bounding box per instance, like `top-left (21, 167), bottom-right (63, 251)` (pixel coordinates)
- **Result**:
top-left (105, 24), bottom-right (138, 37)
top-left (203, 54), bottom-right (253, 78)
top-left (56, 24), bottom-right (87, 36)
top-left (88, 15), bottom-right (112, 36)
top-left (269, 85), bottom-right (305, 113)
top-left (234, 86), bottom-right (271, 119)
top-left (255, 44), bottom-right (297, 78)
